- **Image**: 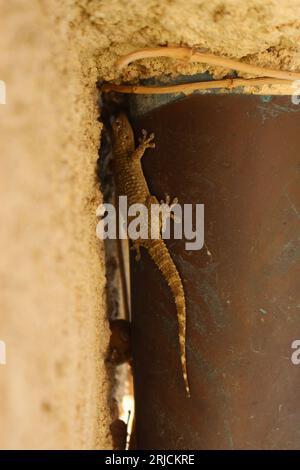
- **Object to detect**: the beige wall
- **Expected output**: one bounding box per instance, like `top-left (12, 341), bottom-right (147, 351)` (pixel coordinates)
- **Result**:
top-left (0, 0), bottom-right (299, 450)
top-left (0, 1), bottom-right (110, 449)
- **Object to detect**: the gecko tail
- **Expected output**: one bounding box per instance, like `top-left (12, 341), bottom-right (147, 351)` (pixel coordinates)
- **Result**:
top-left (146, 238), bottom-right (190, 397)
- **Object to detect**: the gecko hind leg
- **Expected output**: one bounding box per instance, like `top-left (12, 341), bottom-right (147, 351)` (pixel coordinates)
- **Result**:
top-left (160, 193), bottom-right (180, 223)
top-left (160, 193), bottom-right (178, 208)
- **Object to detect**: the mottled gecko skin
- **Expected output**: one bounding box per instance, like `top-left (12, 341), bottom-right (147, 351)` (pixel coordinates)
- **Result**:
top-left (111, 112), bottom-right (190, 397)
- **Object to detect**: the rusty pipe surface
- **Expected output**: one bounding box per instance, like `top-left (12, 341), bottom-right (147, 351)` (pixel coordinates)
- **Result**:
top-left (129, 94), bottom-right (300, 449)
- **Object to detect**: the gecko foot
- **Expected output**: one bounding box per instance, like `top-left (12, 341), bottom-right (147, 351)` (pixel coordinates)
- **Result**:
top-left (160, 193), bottom-right (178, 207)
top-left (160, 194), bottom-right (180, 223)
top-left (132, 130), bottom-right (155, 161)
top-left (138, 129), bottom-right (155, 150)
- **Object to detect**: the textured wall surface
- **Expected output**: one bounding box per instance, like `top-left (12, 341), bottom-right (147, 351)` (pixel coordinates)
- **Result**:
top-left (0, 0), bottom-right (111, 449)
top-left (0, 0), bottom-right (299, 450)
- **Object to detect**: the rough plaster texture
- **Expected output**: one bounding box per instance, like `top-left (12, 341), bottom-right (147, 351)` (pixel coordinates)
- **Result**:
top-left (0, 0), bottom-right (299, 450)
top-left (0, 0), bottom-right (110, 449)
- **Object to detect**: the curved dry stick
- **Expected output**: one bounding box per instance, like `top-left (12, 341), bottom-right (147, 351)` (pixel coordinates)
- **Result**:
top-left (116, 46), bottom-right (300, 81)
top-left (102, 78), bottom-right (293, 95)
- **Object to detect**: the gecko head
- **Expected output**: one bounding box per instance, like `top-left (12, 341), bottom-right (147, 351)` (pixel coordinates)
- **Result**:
top-left (111, 112), bottom-right (134, 151)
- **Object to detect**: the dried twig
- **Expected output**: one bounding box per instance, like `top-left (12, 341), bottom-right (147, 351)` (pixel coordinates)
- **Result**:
top-left (116, 46), bottom-right (300, 81)
top-left (102, 78), bottom-right (293, 95)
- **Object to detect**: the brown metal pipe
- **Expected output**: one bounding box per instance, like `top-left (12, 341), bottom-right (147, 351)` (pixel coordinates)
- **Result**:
top-left (130, 94), bottom-right (300, 449)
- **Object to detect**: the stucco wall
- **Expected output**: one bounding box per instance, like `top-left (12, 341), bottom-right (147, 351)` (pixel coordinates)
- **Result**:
top-left (0, 0), bottom-right (110, 449)
top-left (0, 0), bottom-right (299, 450)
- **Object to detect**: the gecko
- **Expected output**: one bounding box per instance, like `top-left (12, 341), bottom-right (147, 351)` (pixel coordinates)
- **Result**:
top-left (111, 112), bottom-right (190, 397)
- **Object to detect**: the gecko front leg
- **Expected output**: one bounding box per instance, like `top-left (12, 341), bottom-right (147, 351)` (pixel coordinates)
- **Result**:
top-left (132, 129), bottom-right (155, 161)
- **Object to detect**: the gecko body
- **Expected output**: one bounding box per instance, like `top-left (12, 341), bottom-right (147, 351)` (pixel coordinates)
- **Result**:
top-left (111, 112), bottom-right (190, 396)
